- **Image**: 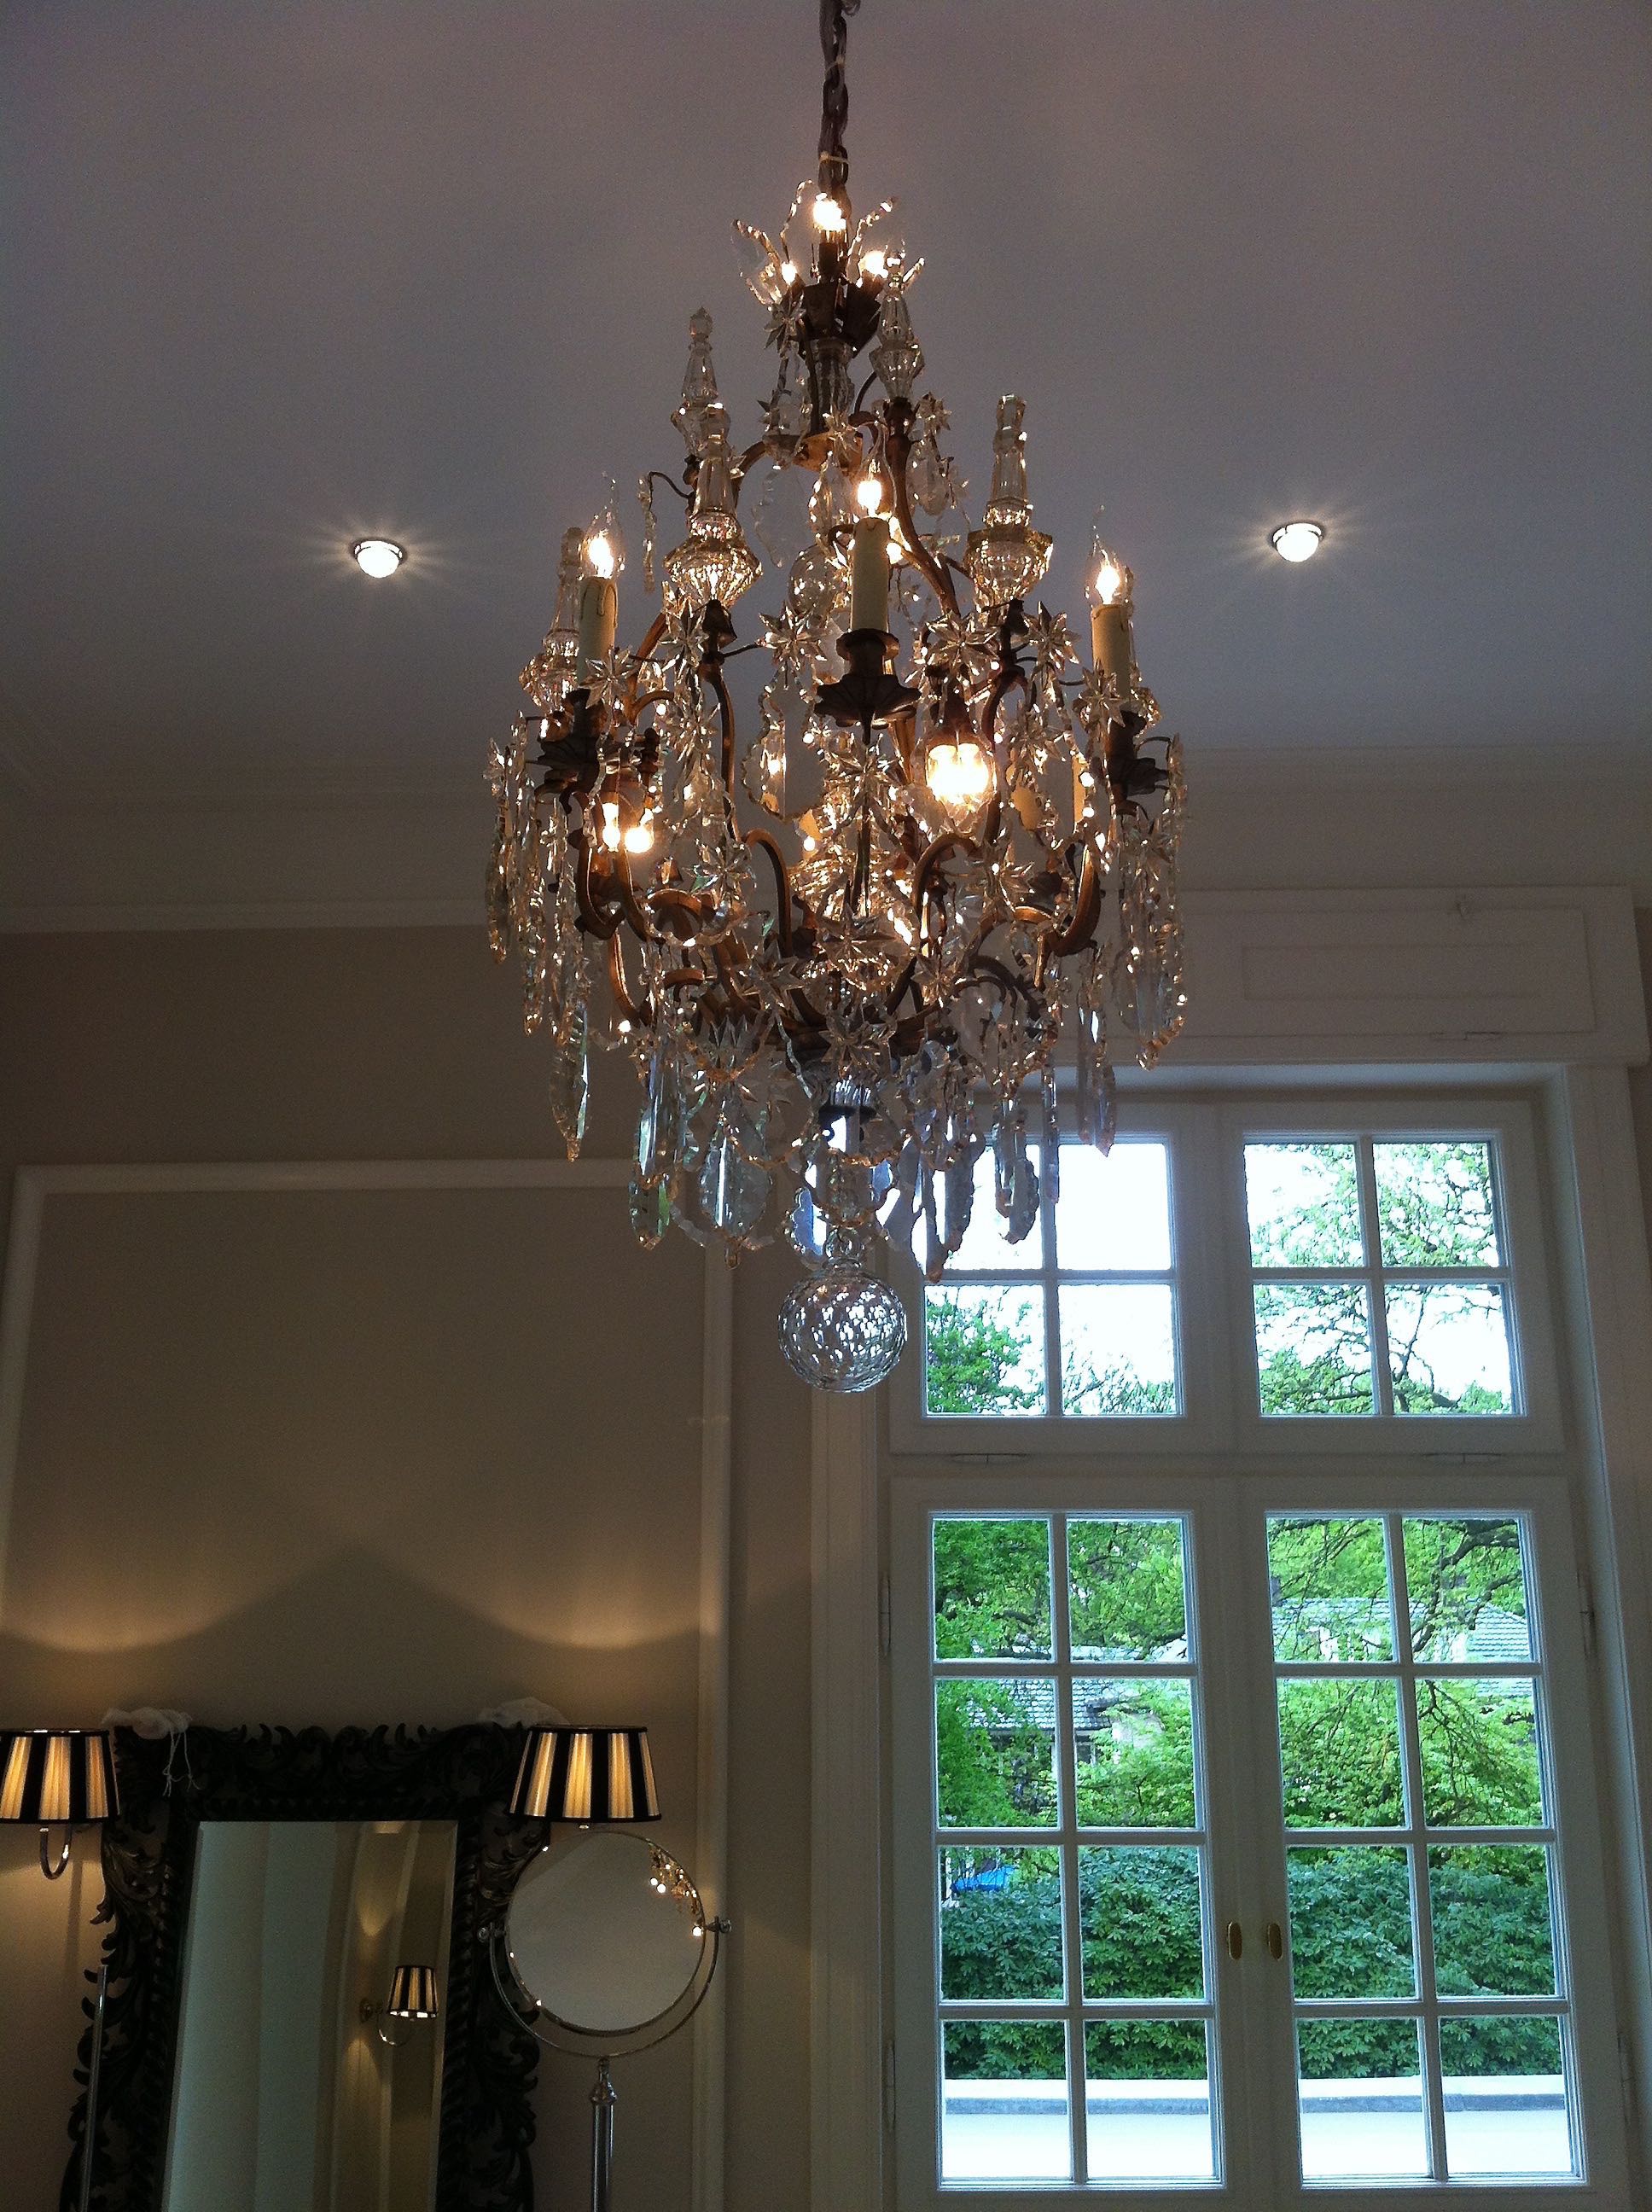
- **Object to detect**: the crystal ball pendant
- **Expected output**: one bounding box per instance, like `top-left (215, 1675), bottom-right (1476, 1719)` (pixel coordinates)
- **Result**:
top-left (778, 1266), bottom-right (908, 1393)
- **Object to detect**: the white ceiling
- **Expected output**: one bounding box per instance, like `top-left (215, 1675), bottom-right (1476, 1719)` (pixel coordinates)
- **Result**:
top-left (3, 1), bottom-right (1649, 912)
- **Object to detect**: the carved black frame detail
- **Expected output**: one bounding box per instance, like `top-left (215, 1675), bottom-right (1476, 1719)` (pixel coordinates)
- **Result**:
top-left (61, 1724), bottom-right (544, 2212)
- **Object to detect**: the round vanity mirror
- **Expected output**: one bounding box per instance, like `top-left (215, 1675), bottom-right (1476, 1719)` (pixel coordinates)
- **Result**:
top-left (504, 1829), bottom-right (706, 2040)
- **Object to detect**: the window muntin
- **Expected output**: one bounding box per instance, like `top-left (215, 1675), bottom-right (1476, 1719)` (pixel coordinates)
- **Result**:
top-left (928, 1511), bottom-right (1219, 2187)
top-left (1246, 1138), bottom-right (1518, 1419)
top-left (922, 1141), bottom-right (1179, 1419)
top-left (1269, 1510), bottom-right (1579, 2185)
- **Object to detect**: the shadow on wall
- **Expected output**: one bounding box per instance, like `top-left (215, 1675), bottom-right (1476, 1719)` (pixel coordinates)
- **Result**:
top-left (0, 1543), bottom-right (701, 1755)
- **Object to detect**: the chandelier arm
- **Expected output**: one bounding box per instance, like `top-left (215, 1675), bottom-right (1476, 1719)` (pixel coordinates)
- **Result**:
top-left (709, 935), bottom-right (761, 1018)
top-left (886, 410), bottom-right (959, 619)
top-left (1047, 846), bottom-right (1104, 958)
top-left (644, 469), bottom-right (693, 507)
top-left (575, 836), bottom-right (625, 940)
top-left (702, 659), bottom-right (739, 791)
top-left (742, 829), bottom-right (797, 956)
top-left (608, 931), bottom-right (648, 1023)
top-left (646, 886), bottom-right (707, 940)
top-left (612, 853), bottom-right (663, 942)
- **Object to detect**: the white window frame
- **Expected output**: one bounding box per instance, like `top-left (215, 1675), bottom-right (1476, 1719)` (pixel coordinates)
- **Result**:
top-left (887, 1101), bottom-right (1231, 1457)
top-left (888, 1092), bottom-right (1563, 1460)
top-left (1219, 1098), bottom-right (1564, 1458)
top-left (890, 1469), bottom-right (1632, 2212)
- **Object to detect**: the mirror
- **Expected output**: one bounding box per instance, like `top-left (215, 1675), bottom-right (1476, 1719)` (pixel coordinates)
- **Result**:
top-left (67, 1724), bottom-right (543, 2212)
top-left (163, 1819), bottom-right (455, 2212)
top-left (506, 1830), bottom-right (703, 2040)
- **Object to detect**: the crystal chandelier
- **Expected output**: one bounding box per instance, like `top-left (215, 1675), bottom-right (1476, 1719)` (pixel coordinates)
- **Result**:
top-left (487, 0), bottom-right (1187, 1392)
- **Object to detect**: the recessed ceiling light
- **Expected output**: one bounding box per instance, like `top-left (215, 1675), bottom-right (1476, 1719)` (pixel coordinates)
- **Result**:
top-left (351, 538), bottom-right (405, 578)
top-left (1270, 520), bottom-right (1324, 562)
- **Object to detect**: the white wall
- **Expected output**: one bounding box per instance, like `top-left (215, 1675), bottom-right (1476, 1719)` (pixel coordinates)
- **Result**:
top-left (0, 905), bottom-right (1646, 2212)
top-left (0, 928), bottom-right (812, 2212)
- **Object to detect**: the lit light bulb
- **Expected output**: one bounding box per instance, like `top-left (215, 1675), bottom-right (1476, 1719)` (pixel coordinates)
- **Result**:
top-left (622, 813), bottom-right (654, 855)
top-left (1093, 556), bottom-right (1126, 606)
top-left (860, 247), bottom-right (887, 281)
top-left (811, 192), bottom-right (847, 235)
top-left (351, 538), bottom-right (404, 578)
top-left (780, 259), bottom-right (799, 286)
top-left (1270, 519), bottom-right (1325, 562)
top-left (601, 800), bottom-right (623, 850)
top-left (924, 737), bottom-right (993, 814)
top-left (854, 471), bottom-right (886, 515)
top-left (585, 530), bottom-right (619, 580)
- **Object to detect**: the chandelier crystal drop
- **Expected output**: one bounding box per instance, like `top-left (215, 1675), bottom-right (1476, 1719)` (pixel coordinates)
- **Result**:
top-left (487, 0), bottom-right (1189, 1391)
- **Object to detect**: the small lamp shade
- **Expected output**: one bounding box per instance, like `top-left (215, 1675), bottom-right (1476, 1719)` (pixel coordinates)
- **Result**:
top-left (509, 1726), bottom-right (659, 1824)
top-left (385, 1964), bottom-right (439, 2021)
top-left (0, 1730), bottom-right (118, 1825)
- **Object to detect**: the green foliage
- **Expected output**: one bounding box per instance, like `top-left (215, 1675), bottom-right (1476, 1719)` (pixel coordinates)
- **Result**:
top-left (934, 1518), bottom-right (1052, 1658)
top-left (925, 1291), bottom-right (1042, 1414)
top-left (1250, 1142), bottom-right (1509, 1415)
top-left (943, 1851), bottom-right (1556, 2080)
top-left (931, 1513), bottom-right (1553, 2082)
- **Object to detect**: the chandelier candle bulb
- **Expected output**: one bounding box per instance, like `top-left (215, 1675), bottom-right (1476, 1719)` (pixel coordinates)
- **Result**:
top-left (576, 569), bottom-right (618, 684)
top-left (851, 514), bottom-right (892, 632)
top-left (1087, 544), bottom-right (1135, 694)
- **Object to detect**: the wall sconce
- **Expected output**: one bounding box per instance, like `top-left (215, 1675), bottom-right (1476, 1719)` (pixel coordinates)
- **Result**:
top-left (508, 1726), bottom-right (659, 1825)
top-left (360, 1963), bottom-right (439, 2047)
top-left (0, 1729), bottom-right (119, 1878)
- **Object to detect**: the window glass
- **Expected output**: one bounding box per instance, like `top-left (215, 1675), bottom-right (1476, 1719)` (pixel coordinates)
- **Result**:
top-left (922, 1139), bottom-right (1178, 1421)
top-left (1264, 1509), bottom-right (1578, 2183)
top-left (1248, 1132), bottom-right (1517, 1421)
top-left (927, 1515), bottom-right (1214, 2189)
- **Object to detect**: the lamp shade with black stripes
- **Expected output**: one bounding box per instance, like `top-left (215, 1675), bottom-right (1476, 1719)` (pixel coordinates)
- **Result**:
top-left (0, 1729), bottom-right (119, 1825)
top-left (509, 1726), bottom-right (660, 1823)
top-left (385, 1963), bottom-right (439, 2021)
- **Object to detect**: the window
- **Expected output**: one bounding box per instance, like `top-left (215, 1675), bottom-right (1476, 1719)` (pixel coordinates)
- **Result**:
top-left (892, 1481), bottom-right (1629, 2209)
top-left (1246, 1139), bottom-right (1515, 1418)
top-left (1270, 1510), bottom-right (1576, 2183)
top-left (893, 1099), bottom-right (1559, 1455)
top-left (928, 1512), bottom-right (1217, 2186)
top-left (922, 1141), bottom-right (1179, 1420)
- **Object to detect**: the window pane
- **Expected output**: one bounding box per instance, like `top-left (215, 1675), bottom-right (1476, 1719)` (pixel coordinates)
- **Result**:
top-left (1080, 1846), bottom-right (1204, 2000)
top-left (1403, 1515), bottom-right (1532, 1663)
top-left (1254, 1283), bottom-right (1375, 1416)
top-left (1056, 1141), bottom-right (1172, 1272)
top-left (1246, 1141), bottom-right (1364, 1266)
top-left (939, 1848), bottom-right (1063, 2000)
top-left (1429, 1846), bottom-right (1556, 1996)
top-left (937, 1679), bottom-right (1057, 1829)
top-left (1375, 1139), bottom-right (1502, 1267)
top-left (1415, 1679), bottom-right (1544, 1827)
top-left (1268, 1515), bottom-right (1394, 1662)
top-left (942, 2021), bottom-right (1070, 2181)
top-left (1073, 1680), bottom-right (1196, 1827)
top-left (1439, 2015), bottom-right (1573, 2177)
top-left (924, 1285), bottom-right (1045, 1416)
top-left (1059, 1284), bottom-right (1178, 1415)
top-left (1297, 2017), bottom-right (1428, 2180)
top-left (1277, 1679), bottom-right (1405, 1828)
top-left (934, 1518), bottom-right (1053, 1660)
top-left (1085, 2022), bottom-right (1214, 2182)
top-left (948, 1144), bottom-right (1043, 1272)
top-left (1287, 1845), bottom-right (1416, 1997)
top-left (1068, 1518), bottom-right (1189, 1662)
top-left (1387, 1284), bottom-right (1514, 1415)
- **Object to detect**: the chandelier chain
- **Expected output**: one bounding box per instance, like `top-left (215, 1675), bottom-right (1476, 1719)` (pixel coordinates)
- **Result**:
top-left (817, 0), bottom-right (860, 174)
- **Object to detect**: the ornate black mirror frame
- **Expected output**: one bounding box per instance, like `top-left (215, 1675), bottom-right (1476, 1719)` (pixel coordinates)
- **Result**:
top-left (61, 1723), bottom-right (544, 2212)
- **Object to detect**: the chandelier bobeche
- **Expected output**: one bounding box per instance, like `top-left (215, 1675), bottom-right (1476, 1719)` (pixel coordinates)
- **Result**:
top-left (488, 0), bottom-right (1187, 1392)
